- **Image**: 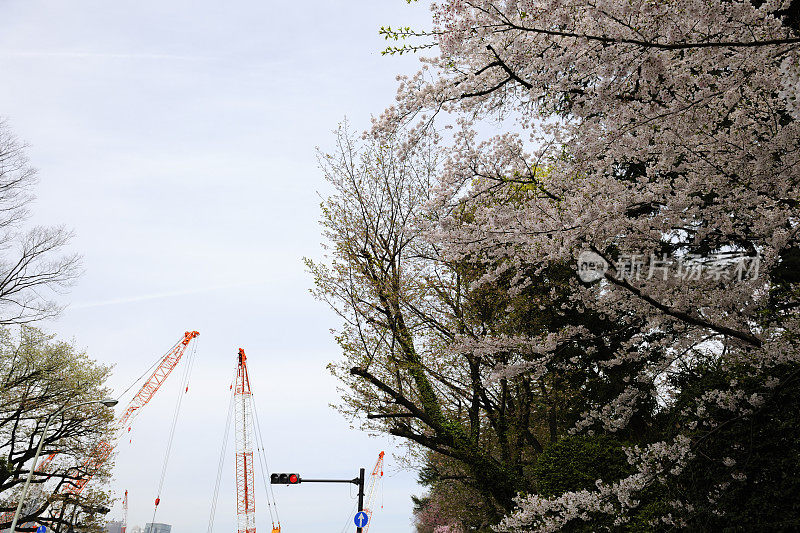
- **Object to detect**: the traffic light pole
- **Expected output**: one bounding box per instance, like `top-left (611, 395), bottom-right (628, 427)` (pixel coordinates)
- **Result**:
top-left (274, 468), bottom-right (366, 532)
top-left (356, 467), bottom-right (365, 533)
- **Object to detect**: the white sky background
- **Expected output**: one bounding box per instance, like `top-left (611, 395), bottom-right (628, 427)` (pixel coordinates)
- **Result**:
top-left (0, 1), bottom-right (434, 531)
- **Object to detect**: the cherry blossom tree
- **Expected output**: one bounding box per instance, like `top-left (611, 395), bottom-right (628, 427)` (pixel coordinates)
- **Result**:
top-left (310, 122), bottom-right (668, 522)
top-left (308, 124), bottom-right (528, 514)
top-left (362, 0), bottom-right (800, 529)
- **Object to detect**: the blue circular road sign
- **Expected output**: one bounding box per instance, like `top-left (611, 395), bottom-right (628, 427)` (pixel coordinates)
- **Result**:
top-left (354, 511), bottom-right (369, 528)
top-left (36, 527), bottom-right (47, 533)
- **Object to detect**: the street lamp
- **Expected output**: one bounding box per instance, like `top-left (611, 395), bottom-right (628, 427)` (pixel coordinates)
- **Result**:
top-left (9, 398), bottom-right (119, 533)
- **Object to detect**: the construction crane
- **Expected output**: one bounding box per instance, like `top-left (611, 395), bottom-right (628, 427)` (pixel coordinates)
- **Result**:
top-left (122, 489), bottom-right (128, 533)
top-left (231, 348), bottom-right (282, 533)
top-left (65, 331), bottom-right (201, 496)
top-left (235, 348), bottom-right (257, 533)
top-left (362, 451), bottom-right (385, 533)
top-left (0, 331), bottom-right (200, 530)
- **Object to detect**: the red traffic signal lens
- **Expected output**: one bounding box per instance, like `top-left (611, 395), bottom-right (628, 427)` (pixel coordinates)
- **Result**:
top-left (271, 472), bottom-right (300, 484)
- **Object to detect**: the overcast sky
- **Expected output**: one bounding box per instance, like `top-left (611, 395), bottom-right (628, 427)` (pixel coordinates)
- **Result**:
top-left (0, 1), bottom-right (432, 530)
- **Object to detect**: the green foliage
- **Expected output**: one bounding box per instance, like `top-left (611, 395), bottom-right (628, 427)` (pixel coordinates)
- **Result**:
top-left (413, 453), bottom-right (495, 532)
top-left (666, 363), bottom-right (800, 531)
top-left (379, 25), bottom-right (437, 55)
top-left (623, 498), bottom-right (671, 532)
top-left (0, 325), bottom-right (115, 531)
top-left (533, 435), bottom-right (632, 498)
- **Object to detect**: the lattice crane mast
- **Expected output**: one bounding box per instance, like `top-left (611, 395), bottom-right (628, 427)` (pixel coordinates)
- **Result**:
top-left (122, 489), bottom-right (128, 533)
top-left (207, 349), bottom-right (280, 533)
top-left (363, 451), bottom-right (385, 533)
top-left (235, 348), bottom-right (257, 533)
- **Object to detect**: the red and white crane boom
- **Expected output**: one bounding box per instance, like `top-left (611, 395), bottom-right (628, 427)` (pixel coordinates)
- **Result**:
top-left (363, 451), bottom-right (385, 533)
top-left (64, 330), bottom-right (200, 496)
top-left (235, 348), bottom-right (257, 533)
top-left (0, 331), bottom-right (199, 529)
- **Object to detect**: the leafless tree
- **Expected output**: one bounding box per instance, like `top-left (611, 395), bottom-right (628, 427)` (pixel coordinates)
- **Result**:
top-left (0, 120), bottom-right (81, 324)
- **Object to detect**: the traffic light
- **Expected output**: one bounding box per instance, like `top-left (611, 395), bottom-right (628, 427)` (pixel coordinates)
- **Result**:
top-left (271, 473), bottom-right (301, 484)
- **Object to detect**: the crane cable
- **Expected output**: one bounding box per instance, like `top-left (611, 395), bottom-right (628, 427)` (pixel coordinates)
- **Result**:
top-left (150, 336), bottom-right (200, 524)
top-left (339, 499), bottom-right (359, 533)
top-left (114, 336), bottom-right (186, 449)
top-left (34, 335), bottom-right (192, 528)
top-left (207, 372), bottom-right (236, 533)
top-left (115, 337), bottom-right (185, 401)
top-left (252, 393), bottom-right (281, 529)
